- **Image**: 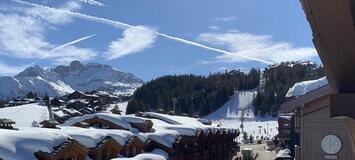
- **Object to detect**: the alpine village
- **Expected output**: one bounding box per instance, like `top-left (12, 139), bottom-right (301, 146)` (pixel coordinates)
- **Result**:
top-left (0, 0), bottom-right (354, 160)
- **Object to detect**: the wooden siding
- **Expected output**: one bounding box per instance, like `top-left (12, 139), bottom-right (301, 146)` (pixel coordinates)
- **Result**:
top-left (301, 107), bottom-right (354, 160)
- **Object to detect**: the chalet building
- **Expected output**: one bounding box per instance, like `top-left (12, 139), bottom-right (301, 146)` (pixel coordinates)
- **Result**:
top-left (121, 136), bottom-right (145, 157)
top-left (89, 136), bottom-right (122, 160)
top-left (40, 120), bottom-right (59, 129)
top-left (68, 91), bottom-right (99, 101)
top-left (111, 105), bottom-right (122, 115)
top-left (62, 108), bottom-right (83, 117)
top-left (67, 100), bottom-right (90, 110)
top-left (16, 112), bottom-right (240, 160)
top-left (278, 115), bottom-right (300, 158)
top-left (0, 118), bottom-right (15, 129)
top-left (281, 85), bottom-right (355, 159)
top-left (144, 139), bottom-right (175, 157)
top-left (278, 116), bottom-right (291, 147)
top-left (279, 0), bottom-right (355, 159)
top-left (34, 139), bottom-right (88, 160)
top-left (6, 98), bottom-right (34, 107)
top-left (72, 121), bottom-right (90, 128)
top-left (82, 115), bottom-right (128, 130)
top-left (129, 119), bottom-right (153, 133)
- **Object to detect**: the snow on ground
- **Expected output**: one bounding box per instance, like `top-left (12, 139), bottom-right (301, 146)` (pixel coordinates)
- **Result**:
top-left (286, 76), bottom-right (328, 97)
top-left (203, 89), bottom-right (278, 141)
top-left (112, 149), bottom-right (168, 160)
top-left (0, 103), bottom-right (49, 127)
top-left (106, 101), bottom-right (128, 114)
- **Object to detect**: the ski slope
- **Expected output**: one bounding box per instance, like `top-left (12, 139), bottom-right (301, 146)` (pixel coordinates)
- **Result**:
top-left (0, 103), bottom-right (49, 127)
top-left (203, 89), bottom-right (278, 141)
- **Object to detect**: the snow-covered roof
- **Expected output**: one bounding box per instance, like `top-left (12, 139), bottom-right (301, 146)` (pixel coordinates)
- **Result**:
top-left (144, 112), bottom-right (212, 128)
top-left (138, 119), bottom-right (181, 148)
top-left (0, 128), bottom-right (69, 160)
top-left (56, 126), bottom-right (134, 147)
top-left (63, 113), bottom-right (128, 128)
top-left (53, 110), bottom-right (67, 118)
top-left (276, 149), bottom-right (292, 158)
top-left (112, 149), bottom-right (168, 160)
top-left (286, 76), bottom-right (328, 97)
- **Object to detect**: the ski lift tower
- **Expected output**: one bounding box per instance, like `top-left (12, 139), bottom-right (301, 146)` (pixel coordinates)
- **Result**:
top-left (238, 107), bottom-right (246, 133)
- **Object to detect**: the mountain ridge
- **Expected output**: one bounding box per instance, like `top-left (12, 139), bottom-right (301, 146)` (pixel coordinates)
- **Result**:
top-left (0, 61), bottom-right (143, 100)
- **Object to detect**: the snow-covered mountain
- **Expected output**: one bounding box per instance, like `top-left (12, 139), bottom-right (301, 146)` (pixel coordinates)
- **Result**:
top-left (0, 61), bottom-right (143, 100)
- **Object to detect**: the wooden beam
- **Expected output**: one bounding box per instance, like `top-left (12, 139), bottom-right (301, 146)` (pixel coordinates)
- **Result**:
top-left (331, 93), bottom-right (355, 119)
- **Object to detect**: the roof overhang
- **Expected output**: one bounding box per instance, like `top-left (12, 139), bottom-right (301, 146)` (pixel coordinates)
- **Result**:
top-left (280, 85), bottom-right (332, 113)
top-left (301, 0), bottom-right (355, 93)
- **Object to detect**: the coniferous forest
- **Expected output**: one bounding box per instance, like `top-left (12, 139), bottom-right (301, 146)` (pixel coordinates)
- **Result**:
top-left (253, 61), bottom-right (325, 116)
top-left (126, 68), bottom-right (261, 116)
top-left (127, 61), bottom-right (325, 117)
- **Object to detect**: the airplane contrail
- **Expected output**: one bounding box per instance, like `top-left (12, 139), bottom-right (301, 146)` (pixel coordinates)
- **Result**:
top-left (52, 34), bottom-right (96, 52)
top-left (11, 0), bottom-right (274, 64)
top-left (73, 0), bottom-right (104, 7)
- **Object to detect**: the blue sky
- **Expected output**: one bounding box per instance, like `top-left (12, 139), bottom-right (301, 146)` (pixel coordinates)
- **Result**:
top-left (0, 0), bottom-right (320, 80)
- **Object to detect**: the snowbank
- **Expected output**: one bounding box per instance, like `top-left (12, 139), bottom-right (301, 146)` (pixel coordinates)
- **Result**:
top-left (0, 103), bottom-right (49, 127)
top-left (286, 76), bottom-right (328, 97)
top-left (112, 149), bottom-right (168, 160)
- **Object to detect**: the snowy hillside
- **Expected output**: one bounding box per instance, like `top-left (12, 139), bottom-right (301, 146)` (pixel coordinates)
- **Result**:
top-left (0, 103), bottom-right (49, 127)
top-left (203, 89), bottom-right (278, 140)
top-left (0, 61), bottom-right (143, 100)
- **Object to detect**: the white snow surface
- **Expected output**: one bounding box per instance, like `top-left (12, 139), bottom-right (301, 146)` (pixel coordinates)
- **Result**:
top-left (143, 112), bottom-right (214, 135)
top-left (0, 103), bottom-right (49, 127)
top-left (138, 119), bottom-right (182, 148)
top-left (286, 76), bottom-right (328, 97)
top-left (0, 128), bottom-right (69, 160)
top-left (61, 113), bottom-right (135, 131)
top-left (112, 149), bottom-right (168, 160)
top-left (203, 89), bottom-right (279, 140)
top-left (105, 102), bottom-right (128, 115)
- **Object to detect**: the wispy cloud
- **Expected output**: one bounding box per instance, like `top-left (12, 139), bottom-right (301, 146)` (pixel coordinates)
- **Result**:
top-left (197, 31), bottom-right (318, 64)
top-left (0, 62), bottom-right (29, 76)
top-left (215, 16), bottom-right (236, 22)
top-left (208, 26), bottom-right (221, 31)
top-left (105, 26), bottom-right (157, 60)
top-left (73, 0), bottom-right (104, 7)
top-left (0, 1), bottom-right (97, 64)
top-left (12, 0), bottom-right (273, 64)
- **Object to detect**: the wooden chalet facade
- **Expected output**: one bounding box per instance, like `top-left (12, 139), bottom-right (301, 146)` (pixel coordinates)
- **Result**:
top-left (89, 136), bottom-right (122, 160)
top-left (278, 116), bottom-right (291, 147)
top-left (172, 129), bottom-right (239, 160)
top-left (82, 116), bottom-right (128, 130)
top-left (121, 136), bottom-right (145, 157)
top-left (34, 139), bottom-right (88, 160)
